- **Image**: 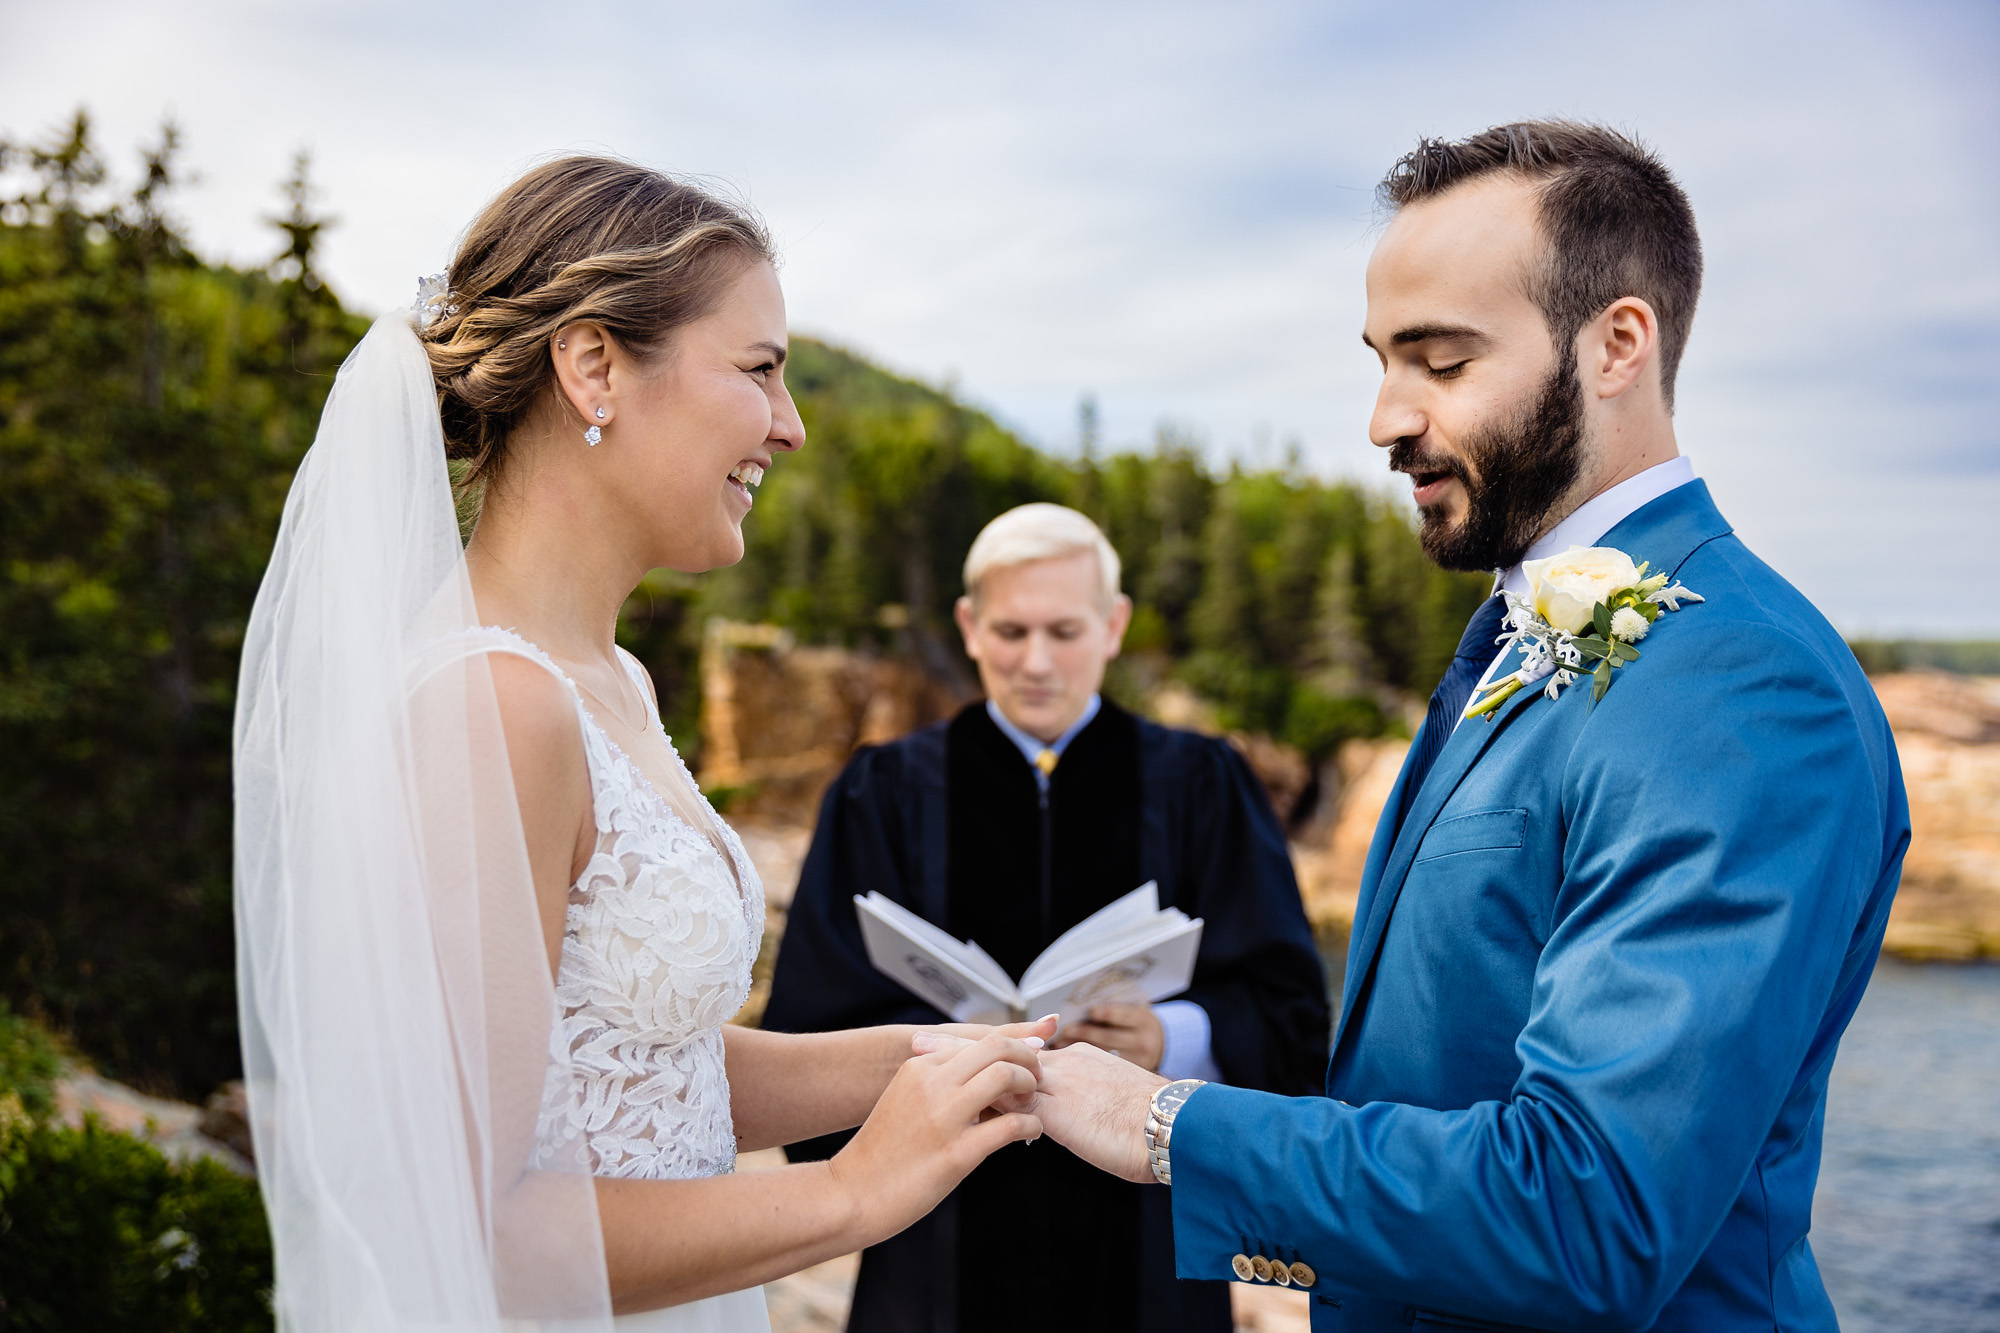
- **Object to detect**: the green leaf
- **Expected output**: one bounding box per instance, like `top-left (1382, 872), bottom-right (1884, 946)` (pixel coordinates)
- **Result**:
top-left (1592, 660), bottom-right (1614, 703)
top-left (1572, 637), bottom-right (1610, 660)
top-left (1612, 641), bottom-right (1641, 662)
top-left (1593, 603), bottom-right (1614, 638)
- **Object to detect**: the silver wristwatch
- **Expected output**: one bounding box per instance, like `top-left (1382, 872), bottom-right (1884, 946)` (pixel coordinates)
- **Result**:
top-left (1143, 1078), bottom-right (1207, 1185)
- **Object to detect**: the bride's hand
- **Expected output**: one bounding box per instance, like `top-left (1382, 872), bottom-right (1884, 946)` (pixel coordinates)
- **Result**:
top-left (828, 1030), bottom-right (1046, 1240)
top-left (916, 1015), bottom-right (1058, 1111)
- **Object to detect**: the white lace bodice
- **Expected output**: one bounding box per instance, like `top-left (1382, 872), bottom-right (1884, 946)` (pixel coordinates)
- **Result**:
top-left (477, 629), bottom-right (763, 1182)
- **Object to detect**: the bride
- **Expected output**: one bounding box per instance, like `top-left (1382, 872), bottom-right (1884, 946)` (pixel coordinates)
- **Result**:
top-left (233, 156), bottom-right (1050, 1331)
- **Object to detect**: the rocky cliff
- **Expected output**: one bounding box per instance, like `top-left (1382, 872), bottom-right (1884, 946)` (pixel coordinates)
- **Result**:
top-left (1284, 671), bottom-right (2000, 962)
top-left (707, 626), bottom-right (2000, 966)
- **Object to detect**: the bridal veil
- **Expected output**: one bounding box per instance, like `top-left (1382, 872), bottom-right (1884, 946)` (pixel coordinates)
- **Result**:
top-left (233, 313), bottom-right (612, 1330)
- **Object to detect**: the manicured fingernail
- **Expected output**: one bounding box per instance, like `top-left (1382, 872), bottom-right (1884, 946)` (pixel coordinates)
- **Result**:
top-left (911, 1033), bottom-right (940, 1052)
top-left (1038, 1014), bottom-right (1059, 1024)
top-left (1023, 1036), bottom-right (1044, 1049)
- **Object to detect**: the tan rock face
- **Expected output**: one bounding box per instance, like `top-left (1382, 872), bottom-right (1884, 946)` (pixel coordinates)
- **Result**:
top-left (1284, 672), bottom-right (2000, 961)
top-left (697, 619), bottom-right (973, 827)
top-left (1870, 673), bottom-right (2000, 959)
top-left (697, 626), bottom-right (1999, 970)
top-left (1291, 738), bottom-right (1409, 935)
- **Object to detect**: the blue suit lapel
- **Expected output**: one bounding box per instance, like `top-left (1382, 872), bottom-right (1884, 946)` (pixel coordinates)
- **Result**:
top-left (1329, 479), bottom-right (1735, 1067)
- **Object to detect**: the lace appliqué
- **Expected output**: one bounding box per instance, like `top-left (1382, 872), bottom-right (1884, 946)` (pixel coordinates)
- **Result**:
top-left (478, 629), bottom-right (764, 1182)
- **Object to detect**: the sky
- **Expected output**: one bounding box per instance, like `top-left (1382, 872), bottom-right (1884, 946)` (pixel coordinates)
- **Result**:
top-left (3, 0), bottom-right (1996, 636)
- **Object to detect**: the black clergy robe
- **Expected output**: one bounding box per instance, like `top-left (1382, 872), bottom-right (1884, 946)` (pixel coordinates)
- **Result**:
top-left (764, 699), bottom-right (1331, 1333)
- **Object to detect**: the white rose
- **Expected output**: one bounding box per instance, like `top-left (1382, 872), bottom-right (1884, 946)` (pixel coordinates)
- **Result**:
top-left (1522, 546), bottom-right (1643, 635)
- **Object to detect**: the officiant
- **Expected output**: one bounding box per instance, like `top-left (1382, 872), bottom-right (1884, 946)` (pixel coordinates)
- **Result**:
top-left (764, 503), bottom-right (1329, 1333)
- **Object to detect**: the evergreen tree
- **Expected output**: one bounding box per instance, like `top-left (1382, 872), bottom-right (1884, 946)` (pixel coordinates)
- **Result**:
top-left (0, 114), bottom-right (365, 1096)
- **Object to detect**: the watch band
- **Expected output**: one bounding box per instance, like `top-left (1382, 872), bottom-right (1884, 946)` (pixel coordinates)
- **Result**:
top-left (1144, 1078), bottom-right (1207, 1185)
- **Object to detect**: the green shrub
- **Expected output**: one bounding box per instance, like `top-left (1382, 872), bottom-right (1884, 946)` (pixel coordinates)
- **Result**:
top-left (0, 1002), bottom-right (65, 1121)
top-left (0, 1117), bottom-right (273, 1331)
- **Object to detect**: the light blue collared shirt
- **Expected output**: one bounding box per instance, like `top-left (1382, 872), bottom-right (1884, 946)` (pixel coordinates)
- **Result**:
top-left (985, 694), bottom-right (1102, 792)
top-left (982, 692), bottom-right (1221, 1082)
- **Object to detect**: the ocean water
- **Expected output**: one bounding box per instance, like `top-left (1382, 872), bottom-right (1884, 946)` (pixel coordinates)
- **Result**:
top-left (1814, 958), bottom-right (2000, 1330)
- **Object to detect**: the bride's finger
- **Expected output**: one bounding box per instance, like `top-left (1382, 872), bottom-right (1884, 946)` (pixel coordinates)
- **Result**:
top-left (955, 1058), bottom-right (1038, 1117)
top-left (991, 1014), bottom-right (1060, 1042)
top-left (940, 1032), bottom-right (1044, 1083)
top-left (964, 1109), bottom-right (1042, 1155)
top-left (918, 1031), bottom-right (1044, 1082)
top-left (910, 1031), bottom-right (973, 1056)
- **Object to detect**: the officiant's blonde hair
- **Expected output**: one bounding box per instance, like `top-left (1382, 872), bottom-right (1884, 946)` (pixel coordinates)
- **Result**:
top-left (962, 504), bottom-right (1122, 611)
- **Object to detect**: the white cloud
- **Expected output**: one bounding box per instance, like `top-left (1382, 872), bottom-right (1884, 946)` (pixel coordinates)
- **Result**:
top-left (4, 0), bottom-right (1994, 634)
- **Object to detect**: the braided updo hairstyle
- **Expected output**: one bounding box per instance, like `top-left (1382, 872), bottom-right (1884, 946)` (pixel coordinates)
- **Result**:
top-left (419, 156), bottom-right (775, 486)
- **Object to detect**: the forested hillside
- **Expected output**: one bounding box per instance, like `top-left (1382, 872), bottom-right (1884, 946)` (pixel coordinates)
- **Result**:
top-left (1, 114), bottom-right (1482, 1099)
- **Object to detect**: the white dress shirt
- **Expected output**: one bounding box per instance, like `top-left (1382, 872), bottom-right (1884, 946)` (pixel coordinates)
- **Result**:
top-left (984, 694), bottom-right (1223, 1082)
top-left (1461, 456), bottom-right (1698, 730)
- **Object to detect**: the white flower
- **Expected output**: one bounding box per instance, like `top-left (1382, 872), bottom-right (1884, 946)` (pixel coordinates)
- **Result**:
top-left (1610, 607), bottom-right (1651, 642)
top-left (1522, 545), bottom-right (1644, 635)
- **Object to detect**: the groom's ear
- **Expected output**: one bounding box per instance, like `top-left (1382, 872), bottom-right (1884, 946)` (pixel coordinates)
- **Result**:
top-left (1583, 297), bottom-right (1660, 403)
top-left (549, 321), bottom-right (617, 423)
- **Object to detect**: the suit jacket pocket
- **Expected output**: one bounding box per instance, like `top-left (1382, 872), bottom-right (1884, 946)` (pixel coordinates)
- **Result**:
top-left (1412, 807), bottom-right (1527, 864)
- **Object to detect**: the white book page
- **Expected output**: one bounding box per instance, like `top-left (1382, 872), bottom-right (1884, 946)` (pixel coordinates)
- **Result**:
top-left (1021, 909), bottom-right (1190, 997)
top-left (1021, 917), bottom-right (1204, 1028)
top-left (853, 893), bottom-right (1021, 1021)
top-left (853, 892), bottom-right (1014, 995)
top-left (1030, 882), bottom-right (1161, 982)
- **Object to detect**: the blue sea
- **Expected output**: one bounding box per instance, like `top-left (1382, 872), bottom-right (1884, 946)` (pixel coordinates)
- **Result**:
top-left (1814, 958), bottom-right (2000, 1330)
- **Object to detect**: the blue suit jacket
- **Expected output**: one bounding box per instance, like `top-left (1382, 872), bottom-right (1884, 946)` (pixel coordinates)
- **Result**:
top-left (1169, 482), bottom-right (1909, 1331)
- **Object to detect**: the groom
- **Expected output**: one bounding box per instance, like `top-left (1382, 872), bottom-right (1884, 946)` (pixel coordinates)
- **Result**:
top-left (1030, 122), bottom-right (1909, 1330)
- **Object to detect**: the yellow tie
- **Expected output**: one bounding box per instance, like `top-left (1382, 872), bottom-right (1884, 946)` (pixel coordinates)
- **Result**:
top-left (1034, 748), bottom-right (1059, 778)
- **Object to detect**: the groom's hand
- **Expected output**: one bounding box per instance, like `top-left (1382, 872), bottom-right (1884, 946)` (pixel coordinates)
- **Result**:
top-left (1031, 1042), bottom-right (1166, 1184)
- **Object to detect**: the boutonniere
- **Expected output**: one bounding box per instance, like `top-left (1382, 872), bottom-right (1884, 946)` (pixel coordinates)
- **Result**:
top-left (1464, 545), bottom-right (1702, 721)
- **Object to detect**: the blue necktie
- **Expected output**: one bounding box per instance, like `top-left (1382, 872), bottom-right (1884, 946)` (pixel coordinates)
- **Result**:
top-left (1396, 594), bottom-right (1508, 829)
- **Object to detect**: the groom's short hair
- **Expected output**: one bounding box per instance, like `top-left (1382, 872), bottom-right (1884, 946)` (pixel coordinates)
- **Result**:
top-left (1379, 120), bottom-right (1703, 411)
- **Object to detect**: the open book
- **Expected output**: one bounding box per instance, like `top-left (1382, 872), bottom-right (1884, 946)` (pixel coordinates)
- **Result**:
top-left (853, 882), bottom-right (1203, 1026)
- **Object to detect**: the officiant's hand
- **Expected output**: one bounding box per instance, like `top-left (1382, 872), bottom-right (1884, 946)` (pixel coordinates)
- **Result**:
top-left (1052, 1003), bottom-right (1164, 1072)
top-left (1030, 1042), bottom-right (1165, 1184)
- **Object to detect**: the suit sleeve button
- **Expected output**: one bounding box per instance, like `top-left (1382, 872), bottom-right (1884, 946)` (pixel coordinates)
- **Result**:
top-left (1271, 1260), bottom-right (1292, 1286)
top-left (1250, 1255), bottom-right (1273, 1282)
top-left (1289, 1261), bottom-right (1316, 1288)
top-left (1231, 1254), bottom-right (1256, 1282)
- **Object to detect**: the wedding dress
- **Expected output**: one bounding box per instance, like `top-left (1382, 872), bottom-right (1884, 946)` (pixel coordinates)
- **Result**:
top-left (474, 627), bottom-right (771, 1332)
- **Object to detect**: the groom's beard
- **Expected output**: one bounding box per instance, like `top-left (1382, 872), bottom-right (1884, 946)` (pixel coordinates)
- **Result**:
top-left (1392, 355), bottom-right (1589, 573)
